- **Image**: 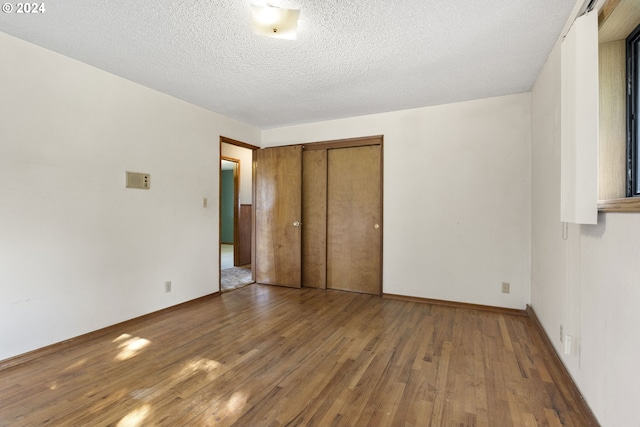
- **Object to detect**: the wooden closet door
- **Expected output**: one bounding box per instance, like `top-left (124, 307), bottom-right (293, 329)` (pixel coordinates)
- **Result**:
top-left (255, 145), bottom-right (302, 287)
top-left (327, 145), bottom-right (382, 294)
top-left (302, 149), bottom-right (327, 288)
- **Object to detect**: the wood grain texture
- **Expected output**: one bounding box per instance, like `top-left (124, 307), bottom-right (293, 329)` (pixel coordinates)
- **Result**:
top-left (526, 305), bottom-right (600, 427)
top-left (220, 136), bottom-right (260, 151)
top-left (383, 293), bottom-right (527, 317)
top-left (255, 145), bottom-right (302, 287)
top-left (0, 286), bottom-right (598, 426)
top-left (598, 40), bottom-right (627, 201)
top-left (302, 135), bottom-right (384, 151)
top-left (598, 196), bottom-right (640, 211)
top-left (599, 0), bottom-right (621, 30)
top-left (237, 204), bottom-right (252, 266)
top-left (327, 145), bottom-right (382, 295)
top-left (302, 149), bottom-right (327, 289)
top-left (0, 293), bottom-right (219, 371)
top-left (598, 0), bottom-right (640, 43)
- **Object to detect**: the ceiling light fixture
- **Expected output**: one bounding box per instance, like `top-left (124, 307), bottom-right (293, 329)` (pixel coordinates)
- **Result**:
top-left (250, 3), bottom-right (300, 40)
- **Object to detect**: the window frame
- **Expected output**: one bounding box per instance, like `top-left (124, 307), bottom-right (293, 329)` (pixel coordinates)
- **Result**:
top-left (627, 23), bottom-right (640, 196)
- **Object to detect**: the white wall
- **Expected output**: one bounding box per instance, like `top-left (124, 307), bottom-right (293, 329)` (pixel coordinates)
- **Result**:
top-left (263, 94), bottom-right (532, 309)
top-left (531, 36), bottom-right (640, 426)
top-left (0, 32), bottom-right (260, 361)
top-left (221, 143), bottom-right (253, 205)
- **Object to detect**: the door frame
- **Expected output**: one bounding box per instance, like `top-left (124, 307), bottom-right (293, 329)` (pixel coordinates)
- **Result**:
top-left (220, 156), bottom-right (240, 259)
top-left (219, 136), bottom-right (260, 288)
top-left (302, 135), bottom-right (384, 295)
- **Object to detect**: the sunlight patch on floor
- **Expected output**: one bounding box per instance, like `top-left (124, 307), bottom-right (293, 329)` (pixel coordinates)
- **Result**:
top-left (129, 388), bottom-right (156, 402)
top-left (62, 358), bottom-right (87, 372)
top-left (122, 357), bottom-right (228, 408)
top-left (113, 334), bottom-right (151, 361)
top-left (200, 391), bottom-right (248, 425)
top-left (181, 357), bottom-right (222, 377)
top-left (116, 404), bottom-right (151, 427)
top-left (227, 391), bottom-right (247, 413)
top-left (49, 357), bottom-right (89, 390)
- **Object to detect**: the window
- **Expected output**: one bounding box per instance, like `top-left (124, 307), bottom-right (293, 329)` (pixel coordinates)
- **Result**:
top-left (628, 24), bottom-right (640, 196)
top-left (597, 0), bottom-right (640, 211)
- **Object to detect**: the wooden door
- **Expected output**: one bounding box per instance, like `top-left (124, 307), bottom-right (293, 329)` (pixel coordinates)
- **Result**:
top-left (255, 145), bottom-right (302, 287)
top-left (302, 150), bottom-right (327, 288)
top-left (327, 145), bottom-right (382, 294)
top-left (237, 204), bottom-right (252, 266)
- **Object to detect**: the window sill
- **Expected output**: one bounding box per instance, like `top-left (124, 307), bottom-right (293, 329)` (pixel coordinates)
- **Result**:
top-left (598, 197), bottom-right (640, 212)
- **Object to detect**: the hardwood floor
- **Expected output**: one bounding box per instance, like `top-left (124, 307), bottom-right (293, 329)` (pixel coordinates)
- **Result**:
top-left (0, 285), bottom-right (595, 426)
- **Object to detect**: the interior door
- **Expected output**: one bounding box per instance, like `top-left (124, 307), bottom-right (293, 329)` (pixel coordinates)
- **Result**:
top-left (255, 145), bottom-right (303, 287)
top-left (327, 145), bottom-right (382, 294)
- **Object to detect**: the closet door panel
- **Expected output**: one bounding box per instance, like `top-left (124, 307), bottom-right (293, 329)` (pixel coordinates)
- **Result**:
top-left (327, 145), bottom-right (381, 294)
top-left (302, 150), bottom-right (327, 288)
top-left (255, 145), bottom-right (302, 287)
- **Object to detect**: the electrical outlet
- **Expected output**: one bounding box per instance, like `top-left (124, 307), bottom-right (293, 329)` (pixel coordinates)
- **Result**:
top-left (203, 198), bottom-right (208, 208)
top-left (560, 325), bottom-right (564, 342)
top-left (501, 282), bottom-right (510, 294)
top-left (165, 281), bottom-right (172, 293)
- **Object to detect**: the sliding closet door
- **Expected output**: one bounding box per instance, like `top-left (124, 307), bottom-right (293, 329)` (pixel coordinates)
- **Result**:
top-left (255, 145), bottom-right (302, 287)
top-left (327, 145), bottom-right (382, 294)
top-left (302, 149), bottom-right (327, 288)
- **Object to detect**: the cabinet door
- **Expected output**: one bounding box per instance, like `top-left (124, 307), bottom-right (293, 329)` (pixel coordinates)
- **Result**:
top-left (327, 145), bottom-right (382, 294)
top-left (255, 145), bottom-right (302, 287)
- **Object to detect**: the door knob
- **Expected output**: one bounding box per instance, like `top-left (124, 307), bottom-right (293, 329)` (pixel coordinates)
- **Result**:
top-left (293, 221), bottom-right (301, 227)
top-left (374, 224), bottom-right (380, 229)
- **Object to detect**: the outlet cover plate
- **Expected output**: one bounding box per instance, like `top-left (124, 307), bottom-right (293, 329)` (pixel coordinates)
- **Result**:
top-left (501, 282), bottom-right (510, 294)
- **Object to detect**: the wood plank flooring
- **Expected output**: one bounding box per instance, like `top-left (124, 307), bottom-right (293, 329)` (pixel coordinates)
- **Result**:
top-left (0, 285), bottom-right (594, 426)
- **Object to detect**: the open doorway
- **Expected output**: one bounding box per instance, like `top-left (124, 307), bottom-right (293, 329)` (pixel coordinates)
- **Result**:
top-left (220, 137), bottom-right (258, 292)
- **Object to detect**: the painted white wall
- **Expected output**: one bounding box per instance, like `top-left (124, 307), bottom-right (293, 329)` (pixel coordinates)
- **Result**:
top-left (221, 143), bottom-right (253, 205)
top-left (263, 94), bottom-right (532, 310)
top-left (530, 40), bottom-right (572, 366)
top-left (0, 32), bottom-right (260, 361)
top-left (531, 30), bottom-right (640, 427)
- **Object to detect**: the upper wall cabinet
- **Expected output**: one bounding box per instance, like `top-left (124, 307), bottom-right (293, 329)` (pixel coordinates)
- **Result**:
top-left (561, 11), bottom-right (599, 224)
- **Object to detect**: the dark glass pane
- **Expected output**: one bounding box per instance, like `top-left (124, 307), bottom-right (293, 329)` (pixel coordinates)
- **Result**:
top-left (628, 27), bottom-right (640, 196)
top-left (637, 81), bottom-right (640, 195)
top-left (635, 38), bottom-right (640, 194)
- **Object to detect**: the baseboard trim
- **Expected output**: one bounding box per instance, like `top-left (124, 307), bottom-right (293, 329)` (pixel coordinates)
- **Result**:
top-left (526, 305), bottom-right (600, 427)
top-left (0, 292), bottom-right (220, 371)
top-left (382, 293), bottom-right (527, 316)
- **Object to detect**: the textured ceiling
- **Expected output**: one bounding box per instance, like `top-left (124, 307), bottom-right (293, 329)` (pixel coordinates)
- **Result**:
top-left (0, 0), bottom-right (575, 129)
